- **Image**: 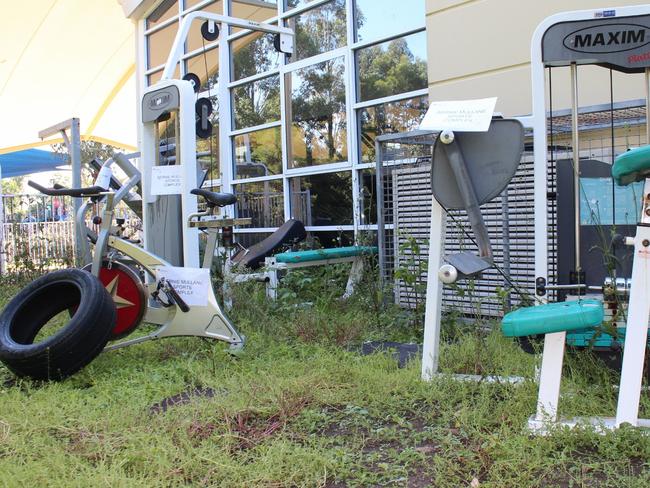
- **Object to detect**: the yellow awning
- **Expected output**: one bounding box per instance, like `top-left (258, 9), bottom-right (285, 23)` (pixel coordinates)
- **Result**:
top-left (0, 0), bottom-right (137, 154)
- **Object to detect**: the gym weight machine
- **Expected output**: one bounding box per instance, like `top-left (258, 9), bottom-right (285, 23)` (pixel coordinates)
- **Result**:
top-left (422, 5), bottom-right (650, 433)
top-left (0, 11), bottom-right (295, 380)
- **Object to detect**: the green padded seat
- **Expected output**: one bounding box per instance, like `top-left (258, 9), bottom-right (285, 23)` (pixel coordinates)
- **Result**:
top-left (612, 145), bottom-right (650, 186)
top-left (501, 299), bottom-right (604, 337)
top-left (274, 246), bottom-right (378, 264)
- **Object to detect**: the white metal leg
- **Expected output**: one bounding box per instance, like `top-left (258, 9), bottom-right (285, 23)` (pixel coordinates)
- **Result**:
top-left (616, 211), bottom-right (650, 426)
top-left (222, 281), bottom-right (234, 311)
top-left (343, 257), bottom-right (364, 299)
top-left (532, 332), bottom-right (566, 426)
top-left (266, 269), bottom-right (279, 300)
top-left (421, 199), bottom-right (445, 380)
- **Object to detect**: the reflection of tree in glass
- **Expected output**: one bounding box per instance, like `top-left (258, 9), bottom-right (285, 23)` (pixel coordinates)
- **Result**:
top-left (359, 96), bottom-right (429, 163)
top-left (233, 75), bottom-right (280, 129)
top-left (291, 58), bottom-right (347, 166)
top-left (290, 0), bottom-right (346, 60)
top-left (358, 37), bottom-right (427, 101)
top-left (296, 172), bottom-right (353, 226)
top-left (185, 48), bottom-right (219, 93)
top-left (232, 33), bottom-right (279, 80)
top-left (235, 127), bottom-right (282, 176)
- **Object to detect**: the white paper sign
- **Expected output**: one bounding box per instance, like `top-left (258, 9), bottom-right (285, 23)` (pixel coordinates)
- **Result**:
top-left (151, 165), bottom-right (183, 195)
top-left (157, 266), bottom-right (210, 307)
top-left (419, 97), bottom-right (497, 132)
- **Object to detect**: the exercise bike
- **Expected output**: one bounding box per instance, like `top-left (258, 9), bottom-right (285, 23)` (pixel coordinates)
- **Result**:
top-left (0, 154), bottom-right (247, 380)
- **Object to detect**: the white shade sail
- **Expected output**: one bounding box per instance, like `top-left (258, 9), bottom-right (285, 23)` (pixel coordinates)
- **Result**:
top-left (0, 0), bottom-right (137, 153)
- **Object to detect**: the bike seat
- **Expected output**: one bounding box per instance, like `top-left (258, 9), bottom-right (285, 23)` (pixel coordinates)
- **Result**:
top-left (191, 188), bottom-right (237, 207)
top-left (612, 145), bottom-right (650, 186)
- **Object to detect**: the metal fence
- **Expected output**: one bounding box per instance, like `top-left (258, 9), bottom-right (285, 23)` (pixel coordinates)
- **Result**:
top-left (375, 130), bottom-right (537, 318)
top-left (237, 191), bottom-right (286, 228)
top-left (1, 221), bottom-right (75, 272)
top-left (1, 193), bottom-right (74, 224)
top-left (0, 193), bottom-right (141, 274)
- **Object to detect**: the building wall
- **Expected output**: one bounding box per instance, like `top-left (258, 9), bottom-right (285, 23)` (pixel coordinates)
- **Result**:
top-left (426, 0), bottom-right (650, 116)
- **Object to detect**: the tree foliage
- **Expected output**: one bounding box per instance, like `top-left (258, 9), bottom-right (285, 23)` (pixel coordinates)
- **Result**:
top-left (357, 38), bottom-right (427, 102)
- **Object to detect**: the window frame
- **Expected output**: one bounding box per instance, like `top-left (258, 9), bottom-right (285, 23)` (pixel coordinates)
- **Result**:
top-left (139, 0), bottom-right (427, 239)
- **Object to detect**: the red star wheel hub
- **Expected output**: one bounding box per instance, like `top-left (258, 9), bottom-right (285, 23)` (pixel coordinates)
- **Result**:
top-left (83, 261), bottom-right (146, 339)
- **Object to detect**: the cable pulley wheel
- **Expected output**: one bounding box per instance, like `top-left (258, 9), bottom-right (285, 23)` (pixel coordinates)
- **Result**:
top-left (201, 21), bottom-right (219, 41)
top-left (195, 97), bottom-right (213, 116)
top-left (183, 73), bottom-right (201, 93)
top-left (195, 97), bottom-right (214, 139)
top-left (196, 120), bottom-right (213, 139)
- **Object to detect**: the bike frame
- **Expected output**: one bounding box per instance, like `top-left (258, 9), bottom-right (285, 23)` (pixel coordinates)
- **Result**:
top-left (80, 156), bottom-right (244, 352)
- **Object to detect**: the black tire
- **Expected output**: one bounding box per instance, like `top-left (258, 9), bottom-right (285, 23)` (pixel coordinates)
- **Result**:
top-left (0, 269), bottom-right (116, 381)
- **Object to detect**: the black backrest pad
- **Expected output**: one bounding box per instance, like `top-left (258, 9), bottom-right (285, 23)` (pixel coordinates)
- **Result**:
top-left (232, 219), bottom-right (307, 270)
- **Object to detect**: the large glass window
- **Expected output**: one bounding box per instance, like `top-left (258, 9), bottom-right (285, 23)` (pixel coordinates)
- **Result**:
top-left (284, 0), bottom-right (308, 10)
top-left (184, 47), bottom-right (219, 92)
top-left (232, 75), bottom-right (281, 129)
top-left (356, 31), bottom-right (427, 102)
top-left (233, 126), bottom-right (283, 178)
top-left (358, 168), bottom-right (377, 225)
top-left (358, 95), bottom-right (428, 163)
top-left (236, 232), bottom-right (272, 248)
top-left (185, 0), bottom-right (211, 8)
top-left (287, 57), bottom-right (347, 168)
top-left (311, 230), bottom-right (354, 248)
top-left (147, 22), bottom-right (179, 69)
top-left (146, 0), bottom-right (178, 29)
top-left (289, 171), bottom-right (353, 226)
top-left (286, 0), bottom-right (346, 61)
top-left (143, 0), bottom-right (427, 237)
top-left (354, 0), bottom-right (425, 42)
top-left (231, 31), bottom-right (281, 81)
top-left (235, 179), bottom-right (285, 228)
top-left (146, 65), bottom-right (180, 86)
top-left (231, 0), bottom-right (277, 23)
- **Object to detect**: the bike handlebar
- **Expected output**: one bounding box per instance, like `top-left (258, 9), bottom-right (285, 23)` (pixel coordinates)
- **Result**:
top-left (28, 180), bottom-right (106, 198)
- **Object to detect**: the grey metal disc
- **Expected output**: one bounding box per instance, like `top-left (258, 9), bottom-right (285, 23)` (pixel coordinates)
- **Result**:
top-left (431, 119), bottom-right (524, 209)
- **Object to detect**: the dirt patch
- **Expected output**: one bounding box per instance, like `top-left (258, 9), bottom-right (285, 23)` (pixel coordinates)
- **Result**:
top-left (149, 386), bottom-right (220, 414)
top-left (225, 393), bottom-right (313, 451)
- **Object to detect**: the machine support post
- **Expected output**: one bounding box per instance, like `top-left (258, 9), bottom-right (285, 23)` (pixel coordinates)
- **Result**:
top-left (38, 118), bottom-right (83, 266)
top-left (375, 139), bottom-right (386, 292)
top-left (615, 179), bottom-right (650, 427)
top-left (570, 63), bottom-right (581, 273)
top-left (646, 68), bottom-right (650, 143)
top-left (70, 119), bottom-right (82, 266)
top-left (421, 198), bottom-right (445, 379)
top-left (534, 331), bottom-right (566, 423)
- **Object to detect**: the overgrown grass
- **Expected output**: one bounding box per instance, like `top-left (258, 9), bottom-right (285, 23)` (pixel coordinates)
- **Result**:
top-left (0, 268), bottom-right (649, 487)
